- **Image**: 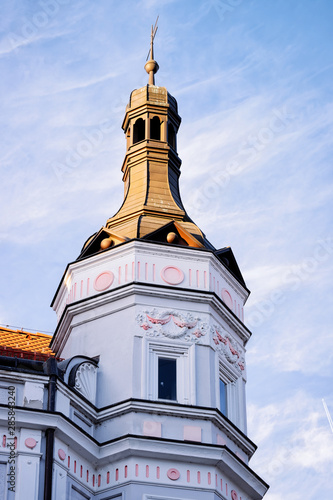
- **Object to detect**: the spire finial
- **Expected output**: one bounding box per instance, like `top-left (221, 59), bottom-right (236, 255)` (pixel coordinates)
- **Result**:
top-left (144, 16), bottom-right (159, 85)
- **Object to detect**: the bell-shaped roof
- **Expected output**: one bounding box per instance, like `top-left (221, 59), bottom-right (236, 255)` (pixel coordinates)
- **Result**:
top-left (76, 27), bottom-right (246, 289)
top-left (79, 29), bottom-right (214, 259)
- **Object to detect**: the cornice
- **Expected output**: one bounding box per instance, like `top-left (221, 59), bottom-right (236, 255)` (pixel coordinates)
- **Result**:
top-left (0, 403), bottom-right (268, 497)
top-left (52, 280), bottom-right (251, 353)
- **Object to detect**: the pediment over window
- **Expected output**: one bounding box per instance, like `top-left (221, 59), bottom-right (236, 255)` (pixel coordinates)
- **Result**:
top-left (214, 247), bottom-right (247, 288)
top-left (78, 228), bottom-right (128, 259)
top-left (142, 221), bottom-right (205, 248)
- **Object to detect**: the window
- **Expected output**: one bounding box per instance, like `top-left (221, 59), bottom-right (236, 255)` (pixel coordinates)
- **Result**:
top-left (133, 118), bottom-right (145, 143)
top-left (217, 356), bottom-right (246, 431)
top-left (158, 357), bottom-right (176, 400)
top-left (150, 116), bottom-right (161, 140)
top-left (168, 123), bottom-right (176, 149)
top-left (146, 342), bottom-right (195, 405)
top-left (218, 363), bottom-right (242, 426)
top-left (219, 378), bottom-right (227, 415)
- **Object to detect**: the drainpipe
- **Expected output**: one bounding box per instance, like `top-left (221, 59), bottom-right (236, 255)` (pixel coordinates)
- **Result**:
top-left (43, 357), bottom-right (57, 500)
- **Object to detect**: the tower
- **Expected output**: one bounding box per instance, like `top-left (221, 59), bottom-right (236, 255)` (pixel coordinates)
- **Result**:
top-left (0, 28), bottom-right (268, 500)
top-left (49, 29), bottom-right (268, 499)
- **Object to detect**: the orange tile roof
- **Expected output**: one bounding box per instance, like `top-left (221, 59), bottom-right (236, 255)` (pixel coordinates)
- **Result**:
top-left (0, 327), bottom-right (55, 360)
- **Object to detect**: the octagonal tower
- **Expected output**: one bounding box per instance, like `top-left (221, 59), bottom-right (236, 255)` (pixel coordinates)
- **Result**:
top-left (49, 29), bottom-right (268, 500)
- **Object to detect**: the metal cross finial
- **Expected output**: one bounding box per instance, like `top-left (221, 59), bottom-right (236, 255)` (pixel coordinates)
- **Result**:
top-left (146, 16), bottom-right (159, 62)
top-left (144, 16), bottom-right (159, 85)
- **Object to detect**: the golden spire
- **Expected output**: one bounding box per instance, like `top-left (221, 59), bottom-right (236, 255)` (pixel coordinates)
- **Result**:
top-left (78, 19), bottom-right (210, 258)
top-left (144, 16), bottom-right (159, 86)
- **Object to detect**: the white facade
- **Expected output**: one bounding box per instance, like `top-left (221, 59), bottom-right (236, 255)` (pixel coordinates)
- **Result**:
top-left (0, 237), bottom-right (268, 499)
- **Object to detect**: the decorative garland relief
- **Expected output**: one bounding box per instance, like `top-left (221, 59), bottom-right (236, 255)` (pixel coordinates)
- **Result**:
top-left (213, 326), bottom-right (245, 374)
top-left (136, 309), bottom-right (246, 375)
top-left (136, 309), bottom-right (209, 342)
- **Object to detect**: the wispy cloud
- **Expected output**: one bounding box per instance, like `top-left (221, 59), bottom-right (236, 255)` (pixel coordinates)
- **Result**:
top-left (33, 71), bottom-right (119, 97)
top-left (0, 29), bottom-right (67, 56)
top-left (248, 392), bottom-right (333, 499)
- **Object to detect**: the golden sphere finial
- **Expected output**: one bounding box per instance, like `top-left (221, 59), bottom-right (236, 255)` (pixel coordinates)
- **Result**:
top-left (167, 232), bottom-right (178, 244)
top-left (100, 237), bottom-right (113, 250)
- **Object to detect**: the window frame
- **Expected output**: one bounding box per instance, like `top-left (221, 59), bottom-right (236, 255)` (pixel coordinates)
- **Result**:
top-left (133, 118), bottom-right (145, 144)
top-left (145, 341), bottom-right (195, 405)
top-left (218, 361), bottom-right (237, 421)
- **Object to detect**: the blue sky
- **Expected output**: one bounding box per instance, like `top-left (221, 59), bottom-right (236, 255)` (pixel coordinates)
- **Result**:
top-left (1, 1), bottom-right (333, 498)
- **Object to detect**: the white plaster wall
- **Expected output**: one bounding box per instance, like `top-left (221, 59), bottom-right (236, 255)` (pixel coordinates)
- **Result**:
top-left (60, 300), bottom-right (137, 408)
top-left (57, 286), bottom-right (247, 423)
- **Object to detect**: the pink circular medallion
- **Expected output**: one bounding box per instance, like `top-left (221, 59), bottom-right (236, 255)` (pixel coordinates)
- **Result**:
top-left (231, 490), bottom-right (238, 500)
top-left (221, 288), bottom-right (233, 309)
top-left (94, 271), bottom-right (114, 291)
top-left (58, 449), bottom-right (66, 461)
top-left (25, 438), bottom-right (37, 449)
top-left (161, 266), bottom-right (184, 285)
top-left (167, 468), bottom-right (180, 481)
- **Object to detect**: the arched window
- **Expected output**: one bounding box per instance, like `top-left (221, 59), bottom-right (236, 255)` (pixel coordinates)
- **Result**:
top-left (150, 116), bottom-right (161, 140)
top-left (133, 118), bottom-right (145, 144)
top-left (168, 123), bottom-right (176, 149)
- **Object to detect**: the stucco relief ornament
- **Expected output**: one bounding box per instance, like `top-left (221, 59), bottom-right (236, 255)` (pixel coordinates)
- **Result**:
top-left (231, 491), bottom-right (239, 500)
top-left (75, 362), bottom-right (98, 403)
top-left (212, 326), bottom-right (245, 374)
top-left (136, 309), bottom-right (209, 342)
